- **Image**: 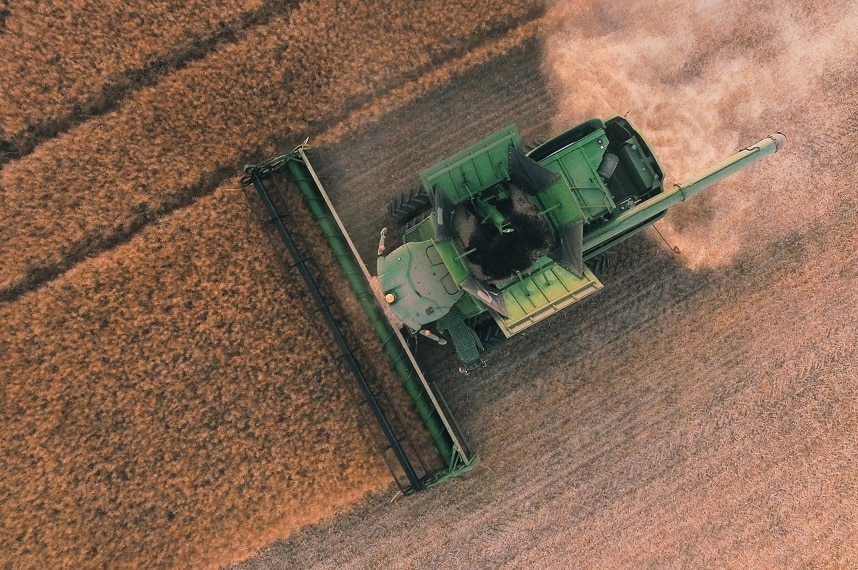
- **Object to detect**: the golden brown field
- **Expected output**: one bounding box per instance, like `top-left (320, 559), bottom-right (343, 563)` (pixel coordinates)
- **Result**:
top-left (0, 0), bottom-right (271, 159)
top-left (1, 187), bottom-right (390, 568)
top-left (0, 0), bottom-right (539, 299)
top-left (2, 0), bottom-right (857, 568)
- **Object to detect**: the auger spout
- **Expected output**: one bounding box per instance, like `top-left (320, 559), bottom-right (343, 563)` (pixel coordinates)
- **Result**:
top-left (583, 133), bottom-right (786, 253)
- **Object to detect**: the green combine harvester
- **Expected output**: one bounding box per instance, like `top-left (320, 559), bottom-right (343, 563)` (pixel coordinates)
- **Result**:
top-left (242, 116), bottom-right (784, 491)
top-left (378, 117), bottom-right (785, 367)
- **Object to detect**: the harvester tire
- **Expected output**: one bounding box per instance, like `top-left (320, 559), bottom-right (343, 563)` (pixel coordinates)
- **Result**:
top-left (585, 252), bottom-right (611, 275)
top-left (476, 320), bottom-right (506, 350)
top-left (524, 138), bottom-right (546, 153)
top-left (388, 186), bottom-right (430, 225)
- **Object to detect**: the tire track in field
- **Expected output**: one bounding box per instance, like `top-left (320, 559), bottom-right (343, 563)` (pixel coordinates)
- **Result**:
top-left (233, 216), bottom-right (858, 569)
top-left (0, 0), bottom-right (300, 168)
top-left (0, 2), bottom-right (544, 304)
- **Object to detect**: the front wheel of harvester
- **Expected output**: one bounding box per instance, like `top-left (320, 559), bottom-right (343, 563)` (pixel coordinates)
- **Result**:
top-left (524, 138), bottom-right (546, 153)
top-left (585, 252), bottom-right (611, 275)
top-left (387, 185), bottom-right (430, 225)
top-left (475, 319), bottom-right (506, 351)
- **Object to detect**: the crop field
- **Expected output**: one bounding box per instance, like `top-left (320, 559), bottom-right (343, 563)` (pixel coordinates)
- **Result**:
top-left (0, 0), bottom-right (284, 162)
top-left (2, 0), bottom-right (857, 568)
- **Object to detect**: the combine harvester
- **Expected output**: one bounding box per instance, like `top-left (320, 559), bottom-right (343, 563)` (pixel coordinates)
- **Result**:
top-left (242, 116), bottom-right (784, 491)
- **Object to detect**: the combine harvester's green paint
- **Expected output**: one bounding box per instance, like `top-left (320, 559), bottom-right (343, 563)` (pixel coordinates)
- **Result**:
top-left (242, 150), bottom-right (476, 493)
top-left (242, 115), bottom-right (783, 491)
top-left (378, 117), bottom-right (785, 367)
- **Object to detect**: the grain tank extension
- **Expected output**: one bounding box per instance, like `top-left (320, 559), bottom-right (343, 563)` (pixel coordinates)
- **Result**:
top-left (378, 117), bottom-right (786, 367)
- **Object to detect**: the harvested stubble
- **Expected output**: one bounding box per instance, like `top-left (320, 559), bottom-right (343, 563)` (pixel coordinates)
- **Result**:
top-left (225, 1), bottom-right (858, 566)
top-left (0, 184), bottom-right (389, 570)
top-left (0, 0), bottom-right (264, 142)
top-left (0, 0), bottom-right (542, 299)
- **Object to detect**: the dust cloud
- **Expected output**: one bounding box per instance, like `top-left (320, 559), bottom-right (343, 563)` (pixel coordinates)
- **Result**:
top-left (542, 0), bottom-right (858, 267)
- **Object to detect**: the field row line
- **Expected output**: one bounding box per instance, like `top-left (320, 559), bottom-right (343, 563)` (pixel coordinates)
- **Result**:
top-left (0, 2), bottom-right (546, 304)
top-left (0, 0), bottom-right (300, 168)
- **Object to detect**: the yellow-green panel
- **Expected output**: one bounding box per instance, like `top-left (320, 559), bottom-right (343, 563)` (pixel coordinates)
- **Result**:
top-left (494, 263), bottom-right (603, 336)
